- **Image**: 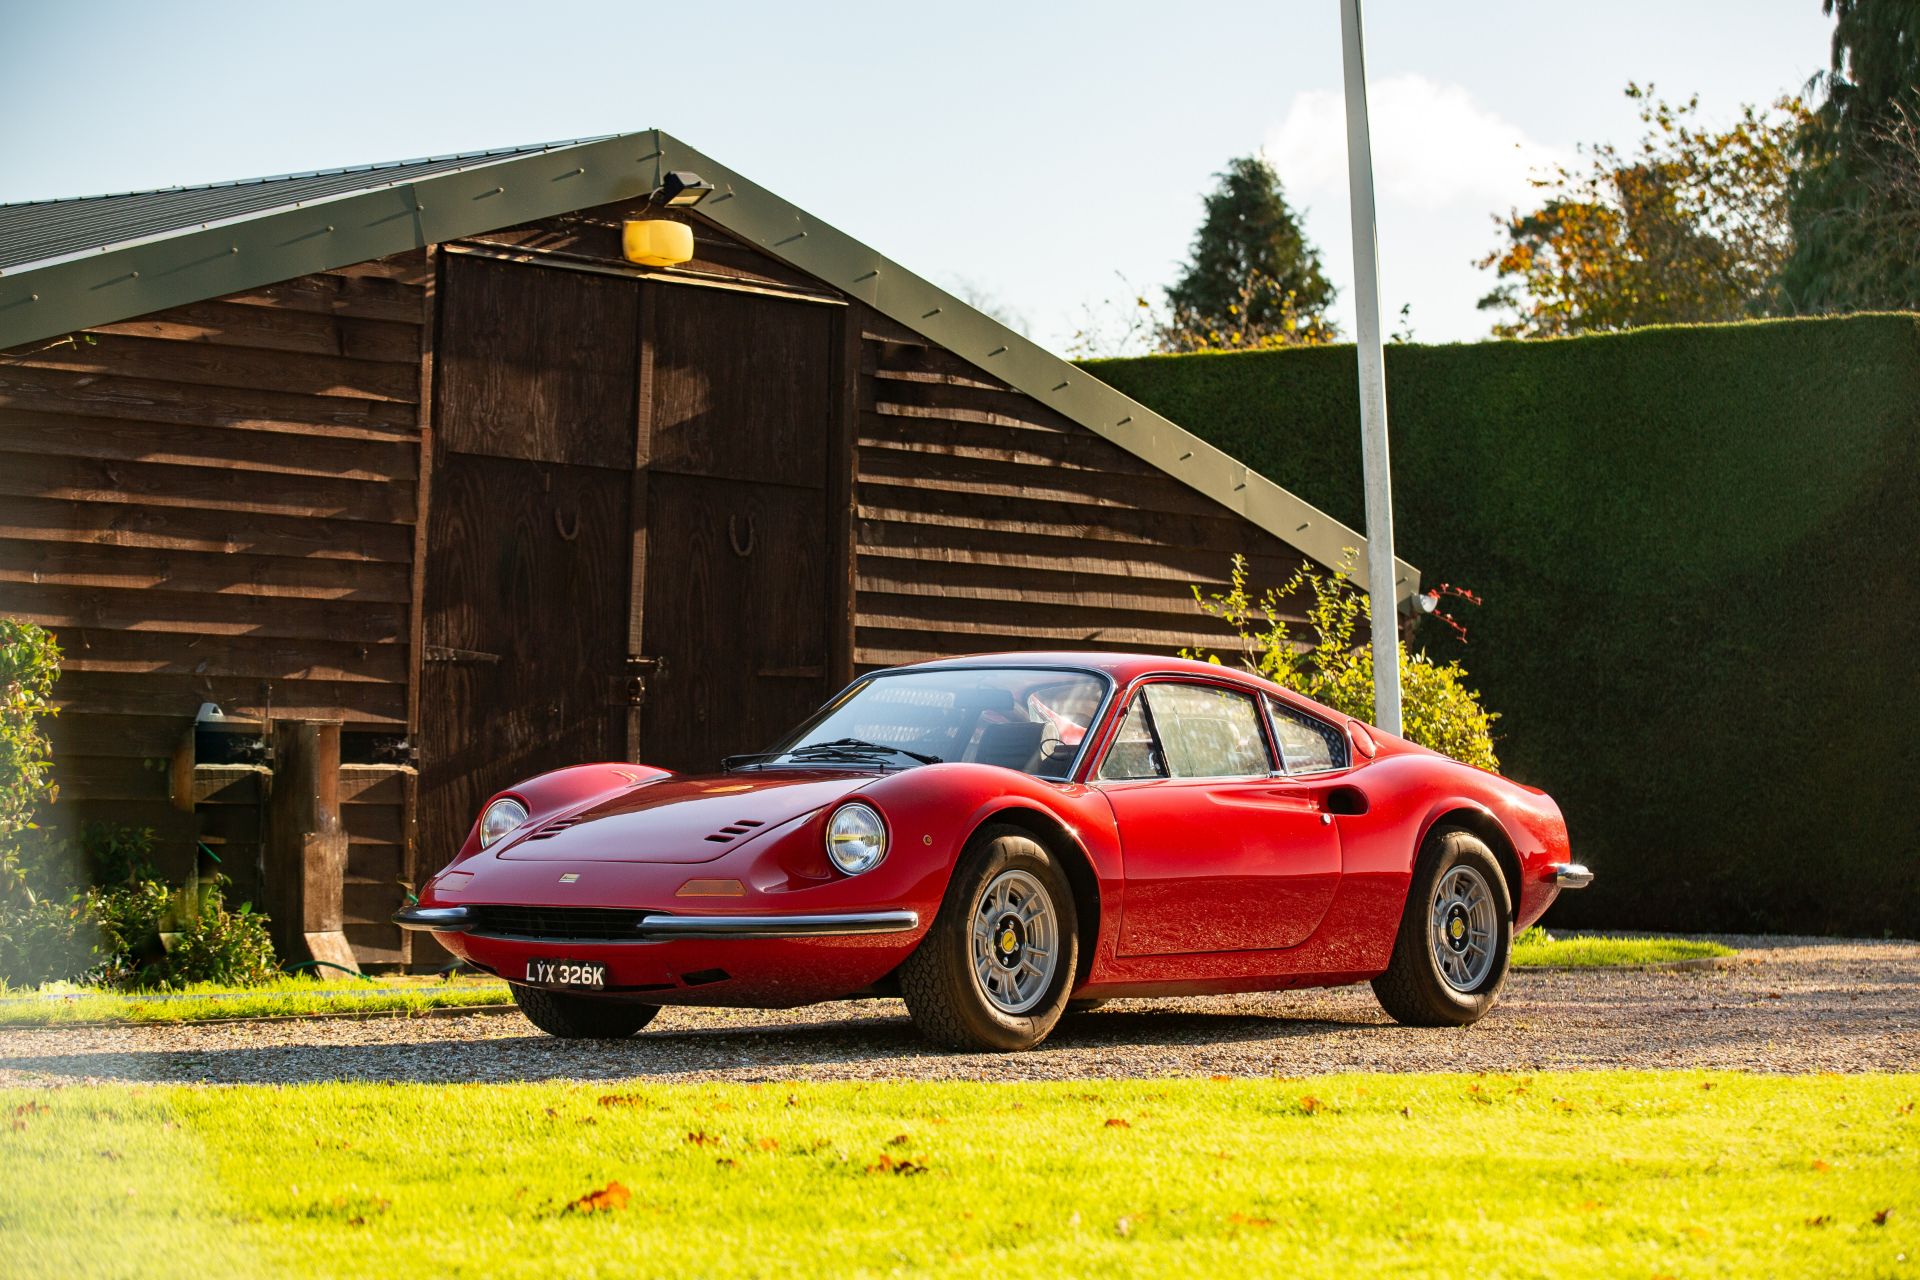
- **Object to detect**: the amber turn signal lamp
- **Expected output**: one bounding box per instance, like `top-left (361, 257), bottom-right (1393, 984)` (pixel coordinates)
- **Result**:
top-left (622, 219), bottom-right (694, 267)
top-left (676, 878), bottom-right (746, 898)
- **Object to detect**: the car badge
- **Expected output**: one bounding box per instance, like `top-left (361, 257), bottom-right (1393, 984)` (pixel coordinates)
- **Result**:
top-left (558, 872), bottom-right (580, 884)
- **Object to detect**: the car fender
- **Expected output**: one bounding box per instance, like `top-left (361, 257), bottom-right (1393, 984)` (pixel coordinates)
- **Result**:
top-left (855, 764), bottom-right (1125, 975)
top-left (445, 762), bottom-right (670, 864)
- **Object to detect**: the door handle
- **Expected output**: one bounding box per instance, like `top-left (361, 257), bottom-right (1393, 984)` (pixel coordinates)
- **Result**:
top-left (1312, 784), bottom-right (1371, 817)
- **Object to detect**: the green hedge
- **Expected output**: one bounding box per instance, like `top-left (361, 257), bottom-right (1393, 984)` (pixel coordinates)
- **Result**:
top-left (1086, 314), bottom-right (1920, 937)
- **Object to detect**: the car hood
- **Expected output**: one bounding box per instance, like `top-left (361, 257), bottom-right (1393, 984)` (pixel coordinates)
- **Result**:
top-left (496, 770), bottom-right (875, 864)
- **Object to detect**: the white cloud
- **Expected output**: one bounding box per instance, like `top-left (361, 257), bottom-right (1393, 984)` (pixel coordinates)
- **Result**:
top-left (1266, 74), bottom-right (1562, 215)
top-left (1259, 76), bottom-right (1569, 342)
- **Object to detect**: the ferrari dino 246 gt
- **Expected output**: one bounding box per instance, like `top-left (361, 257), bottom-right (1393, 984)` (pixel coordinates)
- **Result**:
top-left (397, 653), bottom-right (1589, 1052)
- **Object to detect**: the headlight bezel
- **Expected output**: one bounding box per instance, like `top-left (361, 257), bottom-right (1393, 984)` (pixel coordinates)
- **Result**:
top-left (477, 796), bottom-right (531, 848)
top-left (825, 801), bottom-right (888, 875)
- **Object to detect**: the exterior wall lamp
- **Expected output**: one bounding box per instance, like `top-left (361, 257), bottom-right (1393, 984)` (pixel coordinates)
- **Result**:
top-left (621, 171), bottom-right (715, 267)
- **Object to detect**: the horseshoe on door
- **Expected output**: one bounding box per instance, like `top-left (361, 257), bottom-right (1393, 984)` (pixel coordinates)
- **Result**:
top-left (553, 507), bottom-right (580, 541)
top-left (728, 513), bottom-right (755, 558)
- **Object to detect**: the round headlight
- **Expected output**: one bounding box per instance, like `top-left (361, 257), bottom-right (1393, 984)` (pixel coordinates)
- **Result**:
top-left (478, 797), bottom-right (530, 848)
top-left (826, 802), bottom-right (888, 875)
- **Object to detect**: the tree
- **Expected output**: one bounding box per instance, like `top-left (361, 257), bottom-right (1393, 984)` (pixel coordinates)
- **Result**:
top-left (1783, 0), bottom-right (1920, 311)
top-left (1160, 156), bottom-right (1338, 352)
top-left (1477, 85), bottom-right (1807, 339)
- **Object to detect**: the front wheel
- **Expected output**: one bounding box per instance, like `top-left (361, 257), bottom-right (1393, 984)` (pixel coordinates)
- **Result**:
top-left (899, 824), bottom-right (1079, 1052)
top-left (1371, 829), bottom-right (1512, 1027)
top-left (511, 984), bottom-right (659, 1039)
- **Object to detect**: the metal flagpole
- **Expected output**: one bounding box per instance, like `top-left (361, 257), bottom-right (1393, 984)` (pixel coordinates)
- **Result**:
top-left (1338, 0), bottom-right (1403, 735)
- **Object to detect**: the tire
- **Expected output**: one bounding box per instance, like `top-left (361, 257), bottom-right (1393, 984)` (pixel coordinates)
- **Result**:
top-left (511, 984), bottom-right (660, 1039)
top-left (1371, 828), bottom-right (1512, 1027)
top-left (899, 823), bottom-right (1080, 1052)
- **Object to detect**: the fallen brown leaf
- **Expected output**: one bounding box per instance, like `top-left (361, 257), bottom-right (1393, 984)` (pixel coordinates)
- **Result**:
top-left (1812, 1159), bottom-right (1832, 1173)
top-left (1229, 1213), bottom-right (1275, 1228)
top-left (565, 1181), bottom-right (631, 1215)
top-left (1105, 1117), bottom-right (1131, 1129)
top-left (1873, 1208), bottom-right (1893, 1226)
top-left (865, 1154), bottom-right (928, 1176)
top-left (756, 1137), bottom-right (780, 1152)
top-left (684, 1130), bottom-right (721, 1147)
top-left (1805, 1215), bottom-right (1831, 1228)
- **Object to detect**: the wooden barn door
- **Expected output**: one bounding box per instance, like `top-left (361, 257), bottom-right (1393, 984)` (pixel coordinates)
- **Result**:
top-left (634, 286), bottom-right (838, 772)
top-left (418, 255), bottom-right (640, 865)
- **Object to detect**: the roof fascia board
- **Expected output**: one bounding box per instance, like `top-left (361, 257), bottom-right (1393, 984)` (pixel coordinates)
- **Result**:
top-left (0, 132), bottom-right (665, 350)
top-left (656, 131), bottom-right (1417, 604)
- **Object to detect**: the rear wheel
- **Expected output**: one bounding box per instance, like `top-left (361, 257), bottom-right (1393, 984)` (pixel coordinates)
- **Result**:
top-left (511, 984), bottom-right (659, 1039)
top-left (1371, 829), bottom-right (1512, 1027)
top-left (900, 824), bottom-right (1079, 1052)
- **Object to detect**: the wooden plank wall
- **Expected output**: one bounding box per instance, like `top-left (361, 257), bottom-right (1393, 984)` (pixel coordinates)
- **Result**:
top-left (851, 307), bottom-right (1314, 669)
top-left (0, 252), bottom-right (430, 965)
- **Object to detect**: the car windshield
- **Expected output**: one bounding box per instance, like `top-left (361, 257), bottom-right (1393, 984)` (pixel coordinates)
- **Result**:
top-left (746, 668), bottom-right (1108, 779)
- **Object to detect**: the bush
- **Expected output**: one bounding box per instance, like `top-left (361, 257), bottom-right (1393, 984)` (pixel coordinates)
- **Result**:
top-left (0, 619), bottom-right (60, 901)
top-left (87, 877), bottom-right (277, 989)
top-left (1185, 555), bottom-right (1500, 771)
top-left (0, 893), bottom-right (101, 989)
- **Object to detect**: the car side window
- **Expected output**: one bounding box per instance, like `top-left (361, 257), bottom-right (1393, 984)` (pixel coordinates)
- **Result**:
top-left (1266, 696), bottom-right (1350, 774)
top-left (1096, 696), bottom-right (1167, 781)
top-left (1143, 684), bottom-right (1271, 778)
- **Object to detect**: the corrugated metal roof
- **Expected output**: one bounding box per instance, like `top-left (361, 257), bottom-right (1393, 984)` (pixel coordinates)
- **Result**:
top-left (0, 139), bottom-right (611, 272)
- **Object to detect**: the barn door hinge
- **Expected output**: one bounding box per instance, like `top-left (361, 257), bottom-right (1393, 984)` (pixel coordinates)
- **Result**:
top-left (423, 645), bottom-right (501, 664)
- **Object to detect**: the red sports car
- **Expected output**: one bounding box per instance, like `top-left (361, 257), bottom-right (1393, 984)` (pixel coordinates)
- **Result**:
top-left (398, 652), bottom-right (1588, 1051)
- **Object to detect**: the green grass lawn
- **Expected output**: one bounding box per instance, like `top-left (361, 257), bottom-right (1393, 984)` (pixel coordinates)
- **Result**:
top-left (1512, 928), bottom-right (1737, 969)
top-left (0, 974), bottom-right (512, 1026)
top-left (2, 1072), bottom-right (1912, 1278)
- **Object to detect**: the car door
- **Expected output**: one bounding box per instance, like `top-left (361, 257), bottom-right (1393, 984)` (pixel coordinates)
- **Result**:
top-left (1096, 680), bottom-right (1343, 956)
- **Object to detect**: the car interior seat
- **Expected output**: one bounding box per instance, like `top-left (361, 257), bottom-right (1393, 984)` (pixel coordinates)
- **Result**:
top-left (971, 720), bottom-right (1045, 772)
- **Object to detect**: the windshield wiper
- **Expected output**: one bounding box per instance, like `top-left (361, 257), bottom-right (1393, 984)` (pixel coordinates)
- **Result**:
top-left (723, 738), bottom-right (942, 771)
top-left (789, 737), bottom-right (944, 766)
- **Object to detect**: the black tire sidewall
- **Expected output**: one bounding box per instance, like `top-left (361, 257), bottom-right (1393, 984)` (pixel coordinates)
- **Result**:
top-left (915, 826), bottom-right (1078, 1051)
top-left (510, 983), bottom-right (658, 1039)
top-left (1408, 833), bottom-right (1512, 1020)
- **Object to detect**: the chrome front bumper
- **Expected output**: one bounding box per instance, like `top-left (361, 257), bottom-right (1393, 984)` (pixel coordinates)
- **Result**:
top-left (392, 905), bottom-right (920, 939)
top-left (1549, 863), bottom-right (1595, 889)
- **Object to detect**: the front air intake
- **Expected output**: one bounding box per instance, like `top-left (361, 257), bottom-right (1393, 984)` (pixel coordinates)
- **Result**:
top-left (467, 905), bottom-right (644, 940)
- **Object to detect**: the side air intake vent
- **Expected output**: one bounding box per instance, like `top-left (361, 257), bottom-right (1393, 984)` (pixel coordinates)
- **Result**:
top-left (703, 818), bottom-right (768, 844)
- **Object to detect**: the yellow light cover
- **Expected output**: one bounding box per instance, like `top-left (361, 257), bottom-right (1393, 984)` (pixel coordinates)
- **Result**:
top-left (676, 878), bottom-right (746, 898)
top-left (622, 219), bottom-right (694, 267)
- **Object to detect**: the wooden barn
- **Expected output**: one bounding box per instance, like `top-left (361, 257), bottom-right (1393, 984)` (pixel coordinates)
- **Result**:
top-left (0, 131), bottom-right (1417, 969)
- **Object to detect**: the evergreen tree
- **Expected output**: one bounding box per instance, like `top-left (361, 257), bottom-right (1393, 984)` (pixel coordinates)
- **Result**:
top-left (1783, 0), bottom-right (1920, 311)
top-left (1160, 156), bottom-right (1337, 351)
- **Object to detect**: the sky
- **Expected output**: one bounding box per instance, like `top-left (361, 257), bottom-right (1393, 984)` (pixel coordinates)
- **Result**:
top-left (1, 0), bottom-right (1836, 351)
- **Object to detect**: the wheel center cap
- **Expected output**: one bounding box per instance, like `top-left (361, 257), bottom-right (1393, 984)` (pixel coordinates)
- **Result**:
top-left (995, 915), bottom-right (1024, 966)
top-left (1445, 905), bottom-right (1470, 951)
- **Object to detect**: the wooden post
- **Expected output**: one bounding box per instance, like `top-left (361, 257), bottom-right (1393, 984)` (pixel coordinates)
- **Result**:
top-left (264, 719), bottom-right (359, 974)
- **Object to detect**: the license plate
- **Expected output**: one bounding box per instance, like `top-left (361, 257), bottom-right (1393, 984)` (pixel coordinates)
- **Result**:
top-left (524, 959), bottom-right (607, 988)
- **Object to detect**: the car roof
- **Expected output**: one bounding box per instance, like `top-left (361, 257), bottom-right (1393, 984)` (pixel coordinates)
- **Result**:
top-left (896, 650), bottom-right (1278, 690)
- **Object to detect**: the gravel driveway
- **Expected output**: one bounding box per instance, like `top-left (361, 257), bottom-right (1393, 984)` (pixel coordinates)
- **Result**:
top-left (2, 936), bottom-right (1914, 1087)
